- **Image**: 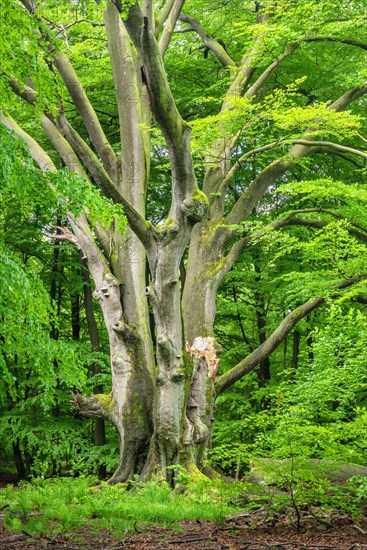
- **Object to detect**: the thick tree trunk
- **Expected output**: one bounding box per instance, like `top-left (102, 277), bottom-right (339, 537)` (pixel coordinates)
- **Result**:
top-left (181, 223), bottom-right (223, 472)
top-left (69, 215), bottom-right (155, 484)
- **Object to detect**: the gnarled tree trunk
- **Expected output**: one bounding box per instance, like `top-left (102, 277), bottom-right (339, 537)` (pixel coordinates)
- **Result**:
top-left (2, 0), bottom-right (367, 485)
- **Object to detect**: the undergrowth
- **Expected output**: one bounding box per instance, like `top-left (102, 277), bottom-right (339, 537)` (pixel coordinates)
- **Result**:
top-left (0, 476), bottom-right (242, 537)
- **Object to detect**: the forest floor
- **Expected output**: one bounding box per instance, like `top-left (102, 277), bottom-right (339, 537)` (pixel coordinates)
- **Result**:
top-left (1, 508), bottom-right (367, 550)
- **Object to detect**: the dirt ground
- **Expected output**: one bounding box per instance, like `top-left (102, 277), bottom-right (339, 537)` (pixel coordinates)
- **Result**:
top-left (1, 509), bottom-right (367, 550)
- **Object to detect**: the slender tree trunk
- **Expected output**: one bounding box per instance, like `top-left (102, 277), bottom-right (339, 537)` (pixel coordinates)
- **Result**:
top-left (232, 285), bottom-right (250, 347)
top-left (81, 256), bottom-right (106, 479)
top-left (12, 441), bottom-right (26, 480)
top-left (50, 226), bottom-right (63, 419)
top-left (254, 265), bottom-right (271, 386)
top-left (307, 335), bottom-right (314, 362)
top-left (50, 223), bottom-right (61, 341)
top-left (291, 330), bottom-right (301, 381)
top-left (71, 291), bottom-right (81, 341)
top-left (283, 336), bottom-right (287, 373)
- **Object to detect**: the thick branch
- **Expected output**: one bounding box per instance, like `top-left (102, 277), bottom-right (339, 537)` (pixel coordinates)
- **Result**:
top-left (215, 273), bottom-right (367, 396)
top-left (55, 115), bottom-right (151, 246)
top-left (138, 13), bottom-right (197, 211)
top-left (219, 214), bottom-right (300, 280)
top-left (216, 208), bottom-right (367, 290)
top-left (218, 140), bottom-right (286, 194)
top-left (104, 2), bottom-right (149, 205)
top-left (41, 116), bottom-right (88, 178)
top-left (71, 393), bottom-right (115, 420)
top-left (309, 208), bottom-right (367, 233)
top-left (285, 216), bottom-right (367, 243)
top-left (4, 74), bottom-right (36, 105)
top-left (219, 8), bottom-right (273, 105)
top-left (143, 0), bottom-right (154, 30)
top-left (203, 30), bottom-right (297, 200)
top-left (178, 13), bottom-right (236, 67)
top-left (329, 83), bottom-right (367, 111)
top-left (53, 52), bottom-right (118, 183)
top-left (18, 0), bottom-right (118, 183)
top-left (219, 137), bottom-right (367, 196)
top-left (225, 152), bottom-right (300, 225)
top-left (292, 140), bottom-right (367, 160)
top-left (245, 44), bottom-right (299, 99)
top-left (159, 0), bottom-right (186, 57)
top-left (155, 0), bottom-right (176, 36)
top-left (2, 109), bottom-right (152, 248)
top-left (57, 116), bottom-right (113, 187)
top-left (0, 111), bottom-right (119, 286)
top-left (19, 0), bottom-right (37, 14)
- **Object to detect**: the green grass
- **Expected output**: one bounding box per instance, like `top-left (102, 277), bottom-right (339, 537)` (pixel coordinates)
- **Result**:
top-left (0, 476), bottom-right (242, 537)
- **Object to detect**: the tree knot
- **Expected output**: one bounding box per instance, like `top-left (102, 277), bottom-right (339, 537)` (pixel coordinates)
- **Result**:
top-left (181, 189), bottom-right (210, 223)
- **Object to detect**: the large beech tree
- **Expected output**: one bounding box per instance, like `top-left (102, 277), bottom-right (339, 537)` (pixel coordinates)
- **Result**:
top-left (1, 0), bottom-right (367, 483)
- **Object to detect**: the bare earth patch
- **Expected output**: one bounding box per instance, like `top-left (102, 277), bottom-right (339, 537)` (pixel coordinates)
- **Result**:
top-left (1, 510), bottom-right (366, 549)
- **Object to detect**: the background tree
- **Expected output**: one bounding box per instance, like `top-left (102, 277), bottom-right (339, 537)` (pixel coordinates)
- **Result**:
top-left (1, 0), bottom-right (366, 484)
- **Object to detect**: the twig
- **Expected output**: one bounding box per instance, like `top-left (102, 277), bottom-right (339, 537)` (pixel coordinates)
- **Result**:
top-left (353, 524), bottom-right (367, 535)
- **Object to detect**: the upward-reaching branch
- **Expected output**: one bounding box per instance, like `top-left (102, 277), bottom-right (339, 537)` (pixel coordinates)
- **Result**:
top-left (142, 0), bottom-right (154, 30)
top-left (159, 0), bottom-right (186, 57)
top-left (18, 0), bottom-right (118, 184)
top-left (53, 53), bottom-right (118, 184)
top-left (40, 116), bottom-right (89, 179)
top-left (134, 11), bottom-right (197, 213)
top-left (155, 0), bottom-right (176, 37)
top-left (1, 109), bottom-right (152, 249)
top-left (0, 111), bottom-right (55, 173)
top-left (104, 1), bottom-right (150, 208)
